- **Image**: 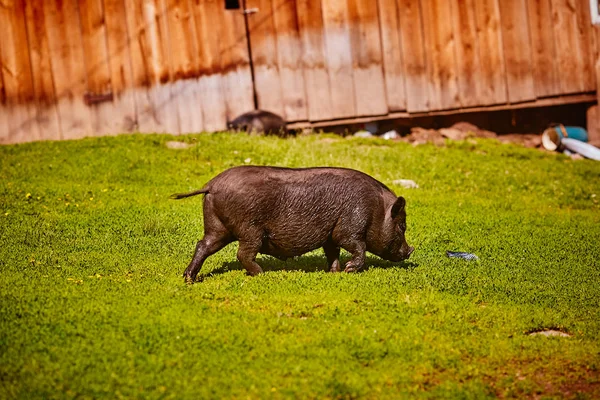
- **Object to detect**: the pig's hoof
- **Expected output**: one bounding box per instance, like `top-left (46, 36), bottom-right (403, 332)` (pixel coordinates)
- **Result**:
top-left (185, 275), bottom-right (197, 284)
top-left (344, 266), bottom-right (357, 273)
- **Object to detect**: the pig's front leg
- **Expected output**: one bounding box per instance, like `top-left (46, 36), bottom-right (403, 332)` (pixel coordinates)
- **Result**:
top-left (323, 241), bottom-right (341, 272)
top-left (341, 240), bottom-right (366, 273)
top-left (237, 240), bottom-right (264, 276)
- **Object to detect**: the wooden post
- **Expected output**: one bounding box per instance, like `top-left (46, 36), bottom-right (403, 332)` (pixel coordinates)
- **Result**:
top-left (103, 0), bottom-right (138, 133)
top-left (473, 0), bottom-right (507, 105)
top-left (272, 0), bottom-right (308, 122)
top-left (245, 0), bottom-right (285, 117)
top-left (451, 0), bottom-right (484, 107)
top-left (165, 0), bottom-right (204, 134)
top-left (527, 0), bottom-right (560, 98)
top-left (421, 0), bottom-right (461, 110)
top-left (347, 0), bottom-right (388, 116)
top-left (376, 0), bottom-right (407, 112)
top-left (0, 0), bottom-right (40, 143)
top-left (44, 0), bottom-right (93, 140)
top-left (295, 0), bottom-right (333, 121)
top-left (397, 0), bottom-right (429, 112)
top-left (24, 0), bottom-right (62, 141)
top-left (321, 0), bottom-right (356, 118)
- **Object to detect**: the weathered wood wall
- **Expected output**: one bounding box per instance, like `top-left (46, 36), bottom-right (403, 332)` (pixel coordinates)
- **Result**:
top-left (0, 0), bottom-right (599, 143)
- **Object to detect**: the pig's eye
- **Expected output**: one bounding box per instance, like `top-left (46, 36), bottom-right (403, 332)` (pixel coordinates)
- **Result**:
top-left (397, 222), bottom-right (406, 233)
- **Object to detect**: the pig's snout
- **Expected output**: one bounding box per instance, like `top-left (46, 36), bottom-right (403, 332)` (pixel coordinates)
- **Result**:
top-left (407, 246), bottom-right (414, 257)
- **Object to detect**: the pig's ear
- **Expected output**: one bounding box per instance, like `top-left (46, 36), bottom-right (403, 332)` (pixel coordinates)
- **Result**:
top-left (391, 196), bottom-right (406, 219)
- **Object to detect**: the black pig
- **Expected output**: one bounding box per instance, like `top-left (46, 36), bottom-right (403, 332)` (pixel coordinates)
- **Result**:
top-left (227, 110), bottom-right (287, 136)
top-left (171, 166), bottom-right (414, 283)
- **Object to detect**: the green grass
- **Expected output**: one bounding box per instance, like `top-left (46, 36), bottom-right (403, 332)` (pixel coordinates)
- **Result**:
top-left (1, 132), bottom-right (599, 399)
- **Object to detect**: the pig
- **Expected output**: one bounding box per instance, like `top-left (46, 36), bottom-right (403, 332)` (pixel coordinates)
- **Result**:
top-left (227, 110), bottom-right (287, 136)
top-left (170, 166), bottom-right (414, 283)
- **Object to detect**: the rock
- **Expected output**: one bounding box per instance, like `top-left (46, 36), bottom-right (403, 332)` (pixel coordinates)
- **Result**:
top-left (450, 122), bottom-right (497, 138)
top-left (381, 130), bottom-right (400, 140)
top-left (528, 329), bottom-right (571, 337)
top-left (393, 179), bottom-right (419, 189)
top-left (439, 127), bottom-right (468, 141)
top-left (165, 141), bottom-right (191, 149)
top-left (353, 130), bottom-right (374, 138)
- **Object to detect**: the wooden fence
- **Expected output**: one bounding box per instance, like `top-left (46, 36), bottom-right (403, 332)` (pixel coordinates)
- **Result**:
top-left (0, 0), bottom-right (599, 144)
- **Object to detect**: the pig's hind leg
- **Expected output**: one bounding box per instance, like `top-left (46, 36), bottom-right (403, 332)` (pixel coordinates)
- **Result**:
top-left (184, 201), bottom-right (233, 283)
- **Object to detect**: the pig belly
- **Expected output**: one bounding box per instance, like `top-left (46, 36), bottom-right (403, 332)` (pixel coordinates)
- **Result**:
top-left (259, 230), bottom-right (330, 258)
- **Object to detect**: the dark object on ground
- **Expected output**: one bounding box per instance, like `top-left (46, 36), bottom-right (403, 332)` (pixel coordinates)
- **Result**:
top-left (227, 110), bottom-right (287, 136)
top-left (171, 166), bottom-right (414, 283)
top-left (446, 251), bottom-right (479, 261)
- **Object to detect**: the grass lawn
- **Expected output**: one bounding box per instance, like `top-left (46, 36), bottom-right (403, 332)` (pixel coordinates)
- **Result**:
top-left (1, 132), bottom-right (599, 399)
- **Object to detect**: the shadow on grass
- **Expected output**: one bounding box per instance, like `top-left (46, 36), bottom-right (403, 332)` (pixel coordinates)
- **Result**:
top-left (203, 254), bottom-right (418, 278)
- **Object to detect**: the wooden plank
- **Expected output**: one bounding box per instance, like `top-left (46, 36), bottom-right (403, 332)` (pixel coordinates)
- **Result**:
top-left (472, 0), bottom-right (507, 105)
top-left (218, 5), bottom-right (255, 121)
top-left (80, 0), bottom-right (125, 136)
top-left (0, 38), bottom-right (7, 142)
top-left (124, 0), bottom-right (179, 134)
top-left (498, 0), bottom-right (536, 103)
top-left (550, 0), bottom-right (590, 94)
top-left (295, 0), bottom-right (333, 121)
top-left (526, 0), bottom-right (560, 97)
top-left (0, 0), bottom-right (40, 143)
top-left (321, 0), bottom-right (356, 118)
top-left (164, 0), bottom-right (204, 133)
top-left (376, 0), bottom-right (407, 112)
top-left (190, 0), bottom-right (227, 132)
top-left (574, 0), bottom-right (595, 91)
top-left (103, 0), bottom-right (137, 133)
top-left (451, 0), bottom-right (485, 107)
top-left (44, 0), bottom-right (93, 140)
top-left (245, 0), bottom-right (285, 117)
top-left (397, 0), bottom-right (429, 112)
top-left (272, 0), bottom-right (308, 122)
top-left (420, 0), bottom-right (461, 110)
top-left (23, 0), bottom-right (62, 141)
top-left (347, 0), bottom-right (388, 116)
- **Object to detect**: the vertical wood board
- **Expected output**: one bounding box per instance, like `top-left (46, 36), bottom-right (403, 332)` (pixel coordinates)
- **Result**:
top-left (272, 0), bottom-right (308, 122)
top-left (397, 0), bottom-right (429, 112)
top-left (321, 0), bottom-right (356, 118)
top-left (376, 0), bottom-right (407, 111)
top-left (295, 0), bottom-right (333, 120)
top-left (420, 0), bottom-right (461, 110)
top-left (347, 0), bottom-right (388, 116)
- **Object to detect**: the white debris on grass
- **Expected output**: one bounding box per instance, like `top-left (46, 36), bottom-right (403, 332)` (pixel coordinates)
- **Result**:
top-left (393, 179), bottom-right (419, 189)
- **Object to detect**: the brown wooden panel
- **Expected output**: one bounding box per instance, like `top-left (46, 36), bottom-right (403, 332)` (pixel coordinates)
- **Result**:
top-left (0, 38), bottom-right (7, 142)
top-left (44, 0), bottom-right (94, 140)
top-left (295, 0), bottom-right (333, 121)
top-left (0, 0), bottom-right (40, 143)
top-left (550, 0), bottom-right (589, 93)
top-left (321, 0), bottom-right (356, 118)
top-left (421, 0), bottom-right (460, 110)
top-left (219, 6), bottom-right (255, 120)
top-left (473, 0), bottom-right (507, 104)
top-left (347, 0), bottom-right (388, 116)
top-left (272, 0), bottom-right (308, 122)
top-left (574, 0), bottom-right (595, 91)
top-left (124, 0), bottom-right (179, 133)
top-left (191, 0), bottom-right (227, 131)
top-left (165, 0), bottom-right (204, 133)
top-left (526, 0), bottom-right (560, 97)
top-left (24, 0), bottom-right (61, 141)
top-left (246, 0), bottom-right (285, 116)
top-left (397, 0), bottom-right (429, 112)
top-left (376, 0), bottom-right (406, 112)
top-left (498, 0), bottom-right (536, 103)
top-left (80, 0), bottom-right (124, 136)
top-left (451, 0), bottom-right (484, 107)
top-left (103, 0), bottom-right (137, 132)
